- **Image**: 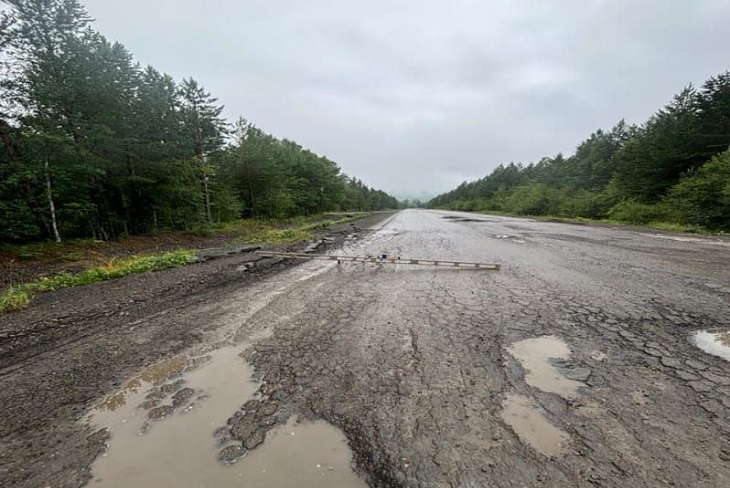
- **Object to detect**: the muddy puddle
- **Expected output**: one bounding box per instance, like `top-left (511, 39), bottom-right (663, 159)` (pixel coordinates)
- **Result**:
top-left (95, 356), bottom-right (189, 412)
top-left (501, 393), bottom-right (570, 456)
top-left (693, 330), bottom-right (730, 361)
top-left (225, 418), bottom-right (367, 487)
top-left (507, 335), bottom-right (586, 398)
top-left (84, 346), bottom-right (365, 487)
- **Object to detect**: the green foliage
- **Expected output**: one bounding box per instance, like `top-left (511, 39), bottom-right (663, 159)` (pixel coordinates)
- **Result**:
top-left (607, 200), bottom-right (670, 225)
top-left (300, 215), bottom-right (368, 230)
top-left (430, 72), bottom-right (730, 231)
top-left (0, 287), bottom-right (32, 314)
top-left (665, 149), bottom-right (730, 229)
top-left (0, 0), bottom-right (399, 245)
top-left (558, 189), bottom-right (616, 219)
top-left (504, 184), bottom-right (562, 215)
top-left (237, 228), bottom-right (312, 244)
top-left (0, 250), bottom-right (198, 314)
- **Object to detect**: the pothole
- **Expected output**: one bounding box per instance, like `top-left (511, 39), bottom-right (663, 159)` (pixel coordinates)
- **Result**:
top-left (85, 346), bottom-right (258, 487)
top-left (83, 346), bottom-right (365, 487)
top-left (693, 330), bottom-right (730, 361)
top-left (224, 417), bottom-right (367, 487)
top-left (507, 335), bottom-right (587, 398)
top-left (501, 394), bottom-right (570, 457)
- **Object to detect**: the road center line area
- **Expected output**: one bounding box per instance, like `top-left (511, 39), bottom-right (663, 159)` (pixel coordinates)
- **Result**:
top-left (1, 209), bottom-right (729, 487)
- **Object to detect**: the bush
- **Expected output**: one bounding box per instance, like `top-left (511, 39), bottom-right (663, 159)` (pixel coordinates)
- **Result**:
top-left (608, 199), bottom-right (670, 224)
top-left (665, 149), bottom-right (730, 230)
top-left (505, 184), bottom-right (562, 215)
top-left (558, 189), bottom-right (616, 219)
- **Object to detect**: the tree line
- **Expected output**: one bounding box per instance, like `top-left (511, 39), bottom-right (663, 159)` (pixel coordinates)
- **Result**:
top-left (0, 0), bottom-right (399, 243)
top-left (429, 72), bottom-right (730, 230)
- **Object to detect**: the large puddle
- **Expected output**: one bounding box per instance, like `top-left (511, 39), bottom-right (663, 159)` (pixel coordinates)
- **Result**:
top-left (693, 331), bottom-right (730, 361)
top-left (503, 336), bottom-right (582, 455)
top-left (228, 418), bottom-right (367, 487)
top-left (507, 335), bottom-right (586, 398)
top-left (85, 346), bottom-right (365, 487)
top-left (501, 394), bottom-right (570, 457)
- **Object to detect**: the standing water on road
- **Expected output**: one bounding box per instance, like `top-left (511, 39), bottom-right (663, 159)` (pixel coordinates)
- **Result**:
top-left (228, 418), bottom-right (367, 488)
top-left (507, 335), bottom-right (586, 398)
top-left (84, 346), bottom-right (365, 487)
top-left (693, 331), bottom-right (730, 361)
top-left (501, 394), bottom-right (570, 457)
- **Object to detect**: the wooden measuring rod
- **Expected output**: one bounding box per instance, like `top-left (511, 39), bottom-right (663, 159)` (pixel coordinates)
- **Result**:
top-left (255, 251), bottom-right (501, 270)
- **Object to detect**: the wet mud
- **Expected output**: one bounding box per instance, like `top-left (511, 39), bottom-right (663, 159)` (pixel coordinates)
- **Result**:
top-left (2, 210), bottom-right (730, 487)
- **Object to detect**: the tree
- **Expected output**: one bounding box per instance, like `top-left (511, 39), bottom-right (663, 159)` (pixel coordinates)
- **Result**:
top-left (1, 0), bottom-right (96, 241)
top-left (0, 0), bottom-right (399, 242)
top-left (666, 149), bottom-right (730, 229)
top-left (430, 72), bottom-right (730, 230)
top-left (613, 86), bottom-right (703, 201)
top-left (179, 77), bottom-right (226, 223)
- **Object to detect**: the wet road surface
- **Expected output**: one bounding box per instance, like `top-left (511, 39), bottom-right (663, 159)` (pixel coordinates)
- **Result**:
top-left (4, 209), bottom-right (730, 487)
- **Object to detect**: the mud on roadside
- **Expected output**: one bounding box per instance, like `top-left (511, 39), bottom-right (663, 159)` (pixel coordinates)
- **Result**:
top-left (0, 212), bottom-right (395, 488)
top-left (0, 212), bottom-right (380, 292)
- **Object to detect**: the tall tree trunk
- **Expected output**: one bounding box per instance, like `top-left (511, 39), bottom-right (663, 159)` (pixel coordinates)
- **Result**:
top-left (0, 119), bottom-right (17, 159)
top-left (44, 148), bottom-right (61, 243)
top-left (195, 119), bottom-right (212, 223)
top-left (202, 171), bottom-right (212, 223)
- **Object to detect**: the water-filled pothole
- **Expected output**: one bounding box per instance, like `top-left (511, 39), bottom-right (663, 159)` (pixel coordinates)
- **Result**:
top-left (84, 346), bottom-right (365, 487)
top-left (501, 393), bottom-right (570, 457)
top-left (85, 347), bottom-right (258, 487)
top-left (507, 335), bottom-right (586, 398)
top-left (226, 418), bottom-right (367, 487)
top-left (693, 331), bottom-right (730, 361)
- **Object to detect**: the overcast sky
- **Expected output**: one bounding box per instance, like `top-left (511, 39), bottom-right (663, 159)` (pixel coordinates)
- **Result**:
top-left (83, 0), bottom-right (730, 199)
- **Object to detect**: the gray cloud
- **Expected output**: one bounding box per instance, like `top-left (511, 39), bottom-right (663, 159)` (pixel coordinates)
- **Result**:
top-left (84, 0), bottom-right (730, 198)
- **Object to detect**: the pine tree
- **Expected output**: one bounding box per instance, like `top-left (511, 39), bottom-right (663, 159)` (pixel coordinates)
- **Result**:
top-left (179, 78), bottom-right (226, 223)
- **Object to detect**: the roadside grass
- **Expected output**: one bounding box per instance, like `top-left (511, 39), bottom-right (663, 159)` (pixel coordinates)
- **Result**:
top-left (644, 221), bottom-right (710, 234)
top-left (300, 215), bottom-right (363, 230)
top-left (0, 213), bottom-right (370, 261)
top-left (0, 238), bottom-right (105, 262)
top-left (469, 211), bottom-right (716, 235)
top-left (0, 287), bottom-right (32, 313)
top-left (230, 214), bottom-right (368, 245)
top-left (235, 228), bottom-right (313, 245)
top-left (0, 213), bottom-right (371, 315)
top-left (0, 250), bottom-right (198, 315)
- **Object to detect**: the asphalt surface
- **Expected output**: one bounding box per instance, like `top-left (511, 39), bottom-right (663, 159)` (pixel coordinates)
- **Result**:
top-left (2, 209), bottom-right (729, 487)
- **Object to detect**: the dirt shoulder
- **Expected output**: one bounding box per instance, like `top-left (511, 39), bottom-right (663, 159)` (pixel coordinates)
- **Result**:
top-left (0, 213), bottom-right (386, 292)
top-left (0, 211), bottom-right (395, 488)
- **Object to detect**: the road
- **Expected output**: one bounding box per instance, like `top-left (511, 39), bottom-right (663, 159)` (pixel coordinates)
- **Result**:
top-left (2, 209), bottom-right (729, 487)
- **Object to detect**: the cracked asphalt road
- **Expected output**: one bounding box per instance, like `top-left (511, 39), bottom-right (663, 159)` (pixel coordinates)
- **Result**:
top-left (224, 209), bottom-right (730, 487)
top-left (2, 209), bottom-right (729, 487)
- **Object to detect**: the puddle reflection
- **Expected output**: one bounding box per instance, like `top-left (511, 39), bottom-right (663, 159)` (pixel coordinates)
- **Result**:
top-left (693, 331), bottom-right (730, 361)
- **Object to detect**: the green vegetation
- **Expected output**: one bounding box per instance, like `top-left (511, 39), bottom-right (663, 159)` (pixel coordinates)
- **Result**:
top-left (0, 0), bottom-right (399, 245)
top-left (430, 73), bottom-right (730, 232)
top-left (237, 228), bottom-right (313, 245)
top-left (0, 250), bottom-right (198, 314)
top-left (0, 287), bottom-right (32, 313)
top-left (0, 213), bottom-right (367, 314)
